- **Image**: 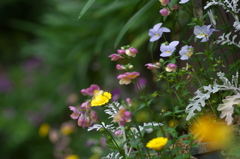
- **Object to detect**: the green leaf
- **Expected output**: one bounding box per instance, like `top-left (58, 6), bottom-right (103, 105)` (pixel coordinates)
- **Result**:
top-left (114, 0), bottom-right (155, 48)
top-left (78, 0), bottom-right (96, 19)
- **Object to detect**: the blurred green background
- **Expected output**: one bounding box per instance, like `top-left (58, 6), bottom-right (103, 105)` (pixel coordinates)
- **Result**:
top-left (0, 0), bottom-right (165, 158)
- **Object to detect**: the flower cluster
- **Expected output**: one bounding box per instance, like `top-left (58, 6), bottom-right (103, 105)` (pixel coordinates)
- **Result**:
top-left (69, 101), bottom-right (98, 128)
top-left (113, 106), bottom-right (132, 126)
top-left (68, 0), bottom-right (240, 158)
top-left (110, 45), bottom-right (140, 85)
top-left (69, 84), bottom-right (112, 128)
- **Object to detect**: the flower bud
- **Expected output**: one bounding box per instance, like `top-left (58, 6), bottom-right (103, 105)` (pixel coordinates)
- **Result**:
top-left (159, 8), bottom-right (170, 16)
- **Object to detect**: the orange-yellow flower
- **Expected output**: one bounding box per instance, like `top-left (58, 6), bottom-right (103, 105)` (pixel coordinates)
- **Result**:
top-left (190, 115), bottom-right (233, 148)
top-left (146, 137), bottom-right (168, 151)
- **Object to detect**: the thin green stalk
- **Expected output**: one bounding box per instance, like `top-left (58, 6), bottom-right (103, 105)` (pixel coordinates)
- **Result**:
top-left (120, 125), bottom-right (128, 156)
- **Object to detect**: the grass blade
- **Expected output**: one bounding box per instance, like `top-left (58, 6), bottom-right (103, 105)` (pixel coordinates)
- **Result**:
top-left (78, 0), bottom-right (96, 19)
top-left (114, 0), bottom-right (155, 48)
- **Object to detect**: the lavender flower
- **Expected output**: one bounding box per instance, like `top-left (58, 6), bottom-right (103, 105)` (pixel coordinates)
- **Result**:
top-left (148, 23), bottom-right (170, 42)
top-left (194, 25), bottom-right (217, 42)
top-left (179, 45), bottom-right (194, 60)
top-left (160, 41), bottom-right (179, 57)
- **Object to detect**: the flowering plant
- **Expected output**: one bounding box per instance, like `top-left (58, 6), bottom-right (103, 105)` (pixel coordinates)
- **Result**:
top-left (69, 0), bottom-right (240, 158)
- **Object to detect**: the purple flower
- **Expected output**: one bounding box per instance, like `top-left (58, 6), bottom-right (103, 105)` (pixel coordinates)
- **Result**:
top-left (81, 84), bottom-right (100, 96)
top-left (0, 74), bottom-right (13, 93)
top-left (194, 25), bottom-right (217, 42)
top-left (22, 56), bottom-right (42, 72)
top-left (108, 54), bottom-right (124, 61)
top-left (160, 41), bottom-right (179, 57)
top-left (179, 45), bottom-right (194, 60)
top-left (148, 23), bottom-right (170, 42)
top-left (159, 8), bottom-right (170, 16)
top-left (179, 0), bottom-right (189, 4)
top-left (111, 89), bottom-right (121, 101)
top-left (135, 77), bottom-right (147, 90)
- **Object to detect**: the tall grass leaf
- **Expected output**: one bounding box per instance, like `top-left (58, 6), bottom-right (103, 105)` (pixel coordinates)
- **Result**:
top-left (78, 0), bottom-right (96, 19)
top-left (114, 0), bottom-right (155, 48)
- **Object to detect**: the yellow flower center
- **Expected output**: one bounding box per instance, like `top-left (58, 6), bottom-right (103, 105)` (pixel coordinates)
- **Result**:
top-left (155, 33), bottom-right (159, 36)
top-left (167, 50), bottom-right (171, 54)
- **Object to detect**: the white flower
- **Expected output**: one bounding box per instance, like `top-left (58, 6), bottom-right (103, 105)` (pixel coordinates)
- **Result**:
top-left (160, 41), bottom-right (179, 57)
top-left (179, 0), bottom-right (189, 4)
top-left (179, 45), bottom-right (194, 60)
top-left (193, 25), bottom-right (217, 42)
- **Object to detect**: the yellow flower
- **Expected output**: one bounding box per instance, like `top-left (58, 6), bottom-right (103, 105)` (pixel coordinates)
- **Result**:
top-left (146, 137), bottom-right (168, 151)
top-left (39, 123), bottom-right (50, 137)
top-left (168, 119), bottom-right (178, 128)
top-left (190, 115), bottom-right (233, 148)
top-left (60, 122), bottom-right (75, 135)
top-left (91, 90), bottom-right (112, 106)
top-left (65, 154), bottom-right (79, 159)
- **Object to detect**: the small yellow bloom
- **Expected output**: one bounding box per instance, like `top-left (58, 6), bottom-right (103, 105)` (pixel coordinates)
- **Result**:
top-left (39, 123), bottom-right (50, 137)
top-left (65, 154), bottom-right (79, 159)
top-left (168, 119), bottom-right (178, 128)
top-left (91, 91), bottom-right (112, 106)
top-left (60, 122), bottom-right (75, 135)
top-left (146, 137), bottom-right (168, 151)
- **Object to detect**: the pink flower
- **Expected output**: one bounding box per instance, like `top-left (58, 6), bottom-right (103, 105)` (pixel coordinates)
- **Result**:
top-left (81, 84), bottom-right (100, 96)
top-left (117, 49), bottom-right (125, 54)
top-left (125, 47), bottom-right (138, 57)
top-left (159, 8), bottom-right (170, 16)
top-left (172, 4), bottom-right (180, 10)
top-left (109, 54), bottom-right (124, 61)
top-left (166, 63), bottom-right (177, 72)
top-left (80, 101), bottom-right (91, 110)
top-left (69, 106), bottom-right (80, 119)
top-left (113, 106), bottom-right (132, 126)
top-left (116, 64), bottom-right (125, 70)
top-left (117, 72), bottom-right (140, 85)
top-left (126, 98), bottom-right (132, 107)
top-left (69, 105), bottom-right (98, 128)
top-left (145, 62), bottom-right (161, 69)
top-left (114, 130), bottom-right (122, 136)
